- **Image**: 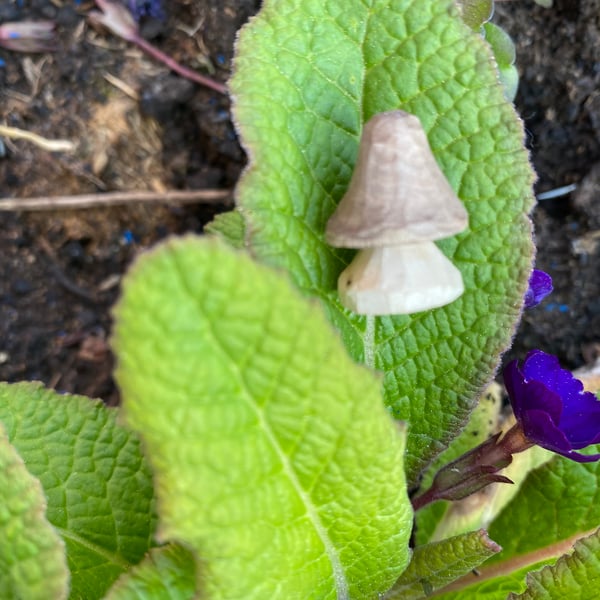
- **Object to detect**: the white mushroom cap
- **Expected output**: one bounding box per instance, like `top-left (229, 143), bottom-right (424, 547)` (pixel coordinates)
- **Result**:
top-left (338, 242), bottom-right (465, 315)
top-left (326, 110), bottom-right (468, 248)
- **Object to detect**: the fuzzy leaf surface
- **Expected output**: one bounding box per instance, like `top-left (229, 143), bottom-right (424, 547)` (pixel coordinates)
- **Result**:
top-left (432, 455), bottom-right (600, 597)
top-left (0, 422), bottom-right (69, 600)
top-left (415, 384), bottom-right (503, 545)
top-left (230, 0), bottom-right (535, 483)
top-left (0, 383), bottom-right (155, 600)
top-left (488, 454), bottom-right (600, 560)
top-left (385, 529), bottom-right (501, 599)
top-left (112, 236), bottom-right (412, 599)
top-left (509, 529), bottom-right (600, 599)
top-left (104, 544), bottom-right (196, 600)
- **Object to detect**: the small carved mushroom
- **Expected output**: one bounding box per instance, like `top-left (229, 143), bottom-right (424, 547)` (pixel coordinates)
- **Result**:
top-left (327, 110), bottom-right (468, 315)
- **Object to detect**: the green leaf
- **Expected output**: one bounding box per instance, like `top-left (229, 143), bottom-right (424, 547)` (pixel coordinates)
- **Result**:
top-left (484, 23), bottom-right (516, 66)
top-left (104, 544), bottom-right (196, 600)
top-left (436, 531), bottom-right (600, 599)
top-left (0, 422), bottom-right (69, 600)
top-left (488, 455), bottom-right (600, 560)
top-left (384, 529), bottom-right (501, 599)
top-left (456, 0), bottom-right (494, 30)
top-left (483, 22), bottom-right (518, 101)
top-left (415, 383), bottom-right (504, 545)
top-left (433, 562), bottom-right (544, 599)
top-left (0, 383), bottom-right (156, 600)
top-left (229, 0), bottom-right (535, 484)
top-left (204, 211), bottom-right (246, 249)
top-left (509, 529), bottom-right (600, 600)
top-left (430, 456), bottom-right (600, 598)
top-left (112, 235), bottom-right (413, 599)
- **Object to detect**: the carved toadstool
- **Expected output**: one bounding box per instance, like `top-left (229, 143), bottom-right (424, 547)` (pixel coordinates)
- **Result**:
top-left (326, 110), bottom-right (468, 315)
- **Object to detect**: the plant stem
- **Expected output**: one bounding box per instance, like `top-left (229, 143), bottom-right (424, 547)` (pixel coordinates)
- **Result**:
top-left (133, 35), bottom-right (227, 94)
top-left (411, 487), bottom-right (437, 511)
top-left (364, 315), bottom-right (375, 369)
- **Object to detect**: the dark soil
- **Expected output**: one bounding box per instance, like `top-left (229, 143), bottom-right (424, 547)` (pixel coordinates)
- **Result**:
top-left (0, 0), bottom-right (257, 403)
top-left (495, 0), bottom-right (600, 369)
top-left (1, 1), bottom-right (598, 403)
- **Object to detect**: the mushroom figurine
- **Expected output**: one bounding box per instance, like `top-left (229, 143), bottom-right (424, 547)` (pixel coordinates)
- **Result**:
top-left (326, 110), bottom-right (468, 316)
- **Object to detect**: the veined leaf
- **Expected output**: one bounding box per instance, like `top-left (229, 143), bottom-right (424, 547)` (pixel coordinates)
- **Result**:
top-left (104, 544), bottom-right (196, 600)
top-left (432, 455), bottom-right (600, 597)
top-left (113, 236), bottom-right (413, 599)
top-left (229, 0), bottom-right (535, 483)
top-left (385, 529), bottom-right (501, 599)
top-left (509, 529), bottom-right (600, 600)
top-left (0, 383), bottom-right (156, 600)
top-left (415, 383), bottom-right (504, 545)
top-left (0, 422), bottom-right (68, 600)
top-left (489, 454), bottom-right (600, 560)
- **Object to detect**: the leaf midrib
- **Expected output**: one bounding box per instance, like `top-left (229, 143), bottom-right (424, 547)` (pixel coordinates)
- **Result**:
top-left (56, 526), bottom-right (131, 570)
top-left (171, 250), bottom-right (350, 600)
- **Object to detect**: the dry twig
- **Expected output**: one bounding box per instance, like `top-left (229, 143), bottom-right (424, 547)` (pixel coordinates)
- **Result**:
top-left (0, 124), bottom-right (75, 152)
top-left (0, 189), bottom-right (232, 211)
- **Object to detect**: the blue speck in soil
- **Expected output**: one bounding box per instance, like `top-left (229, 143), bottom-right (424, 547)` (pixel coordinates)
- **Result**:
top-left (216, 53), bottom-right (226, 66)
top-left (545, 303), bottom-right (569, 313)
top-left (0, 59), bottom-right (5, 68)
top-left (122, 230), bottom-right (138, 245)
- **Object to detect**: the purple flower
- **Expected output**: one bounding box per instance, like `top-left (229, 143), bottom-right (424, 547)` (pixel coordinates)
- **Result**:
top-left (524, 269), bottom-right (553, 308)
top-left (504, 350), bottom-right (600, 462)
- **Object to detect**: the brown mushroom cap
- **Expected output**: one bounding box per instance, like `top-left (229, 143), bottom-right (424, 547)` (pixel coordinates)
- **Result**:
top-left (326, 110), bottom-right (468, 248)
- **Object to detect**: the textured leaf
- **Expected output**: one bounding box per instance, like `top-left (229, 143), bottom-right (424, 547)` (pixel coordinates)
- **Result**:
top-left (483, 22), bottom-right (519, 100)
top-left (0, 383), bottom-right (155, 600)
top-left (456, 0), bottom-right (494, 30)
top-left (433, 563), bottom-right (541, 599)
top-left (205, 210), bottom-right (246, 249)
top-left (509, 529), bottom-right (600, 600)
top-left (104, 544), bottom-right (196, 600)
top-left (488, 453), bottom-right (600, 560)
top-left (434, 532), bottom-right (600, 600)
top-left (430, 455), bottom-right (600, 598)
top-left (484, 22), bottom-right (516, 66)
top-left (229, 0), bottom-right (535, 484)
top-left (0, 422), bottom-right (68, 600)
top-left (415, 383), bottom-right (503, 545)
top-left (385, 529), bottom-right (501, 599)
top-left (112, 235), bottom-right (412, 599)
